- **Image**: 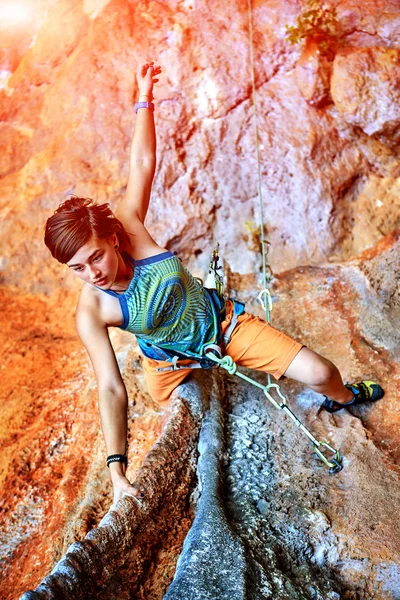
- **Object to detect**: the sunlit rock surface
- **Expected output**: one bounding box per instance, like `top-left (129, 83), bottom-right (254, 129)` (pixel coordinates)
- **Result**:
top-left (1, 0), bottom-right (399, 598)
top-left (331, 47), bottom-right (400, 137)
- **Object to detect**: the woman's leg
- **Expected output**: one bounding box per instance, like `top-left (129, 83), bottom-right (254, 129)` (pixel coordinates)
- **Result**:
top-left (224, 310), bottom-right (355, 405)
top-left (282, 347), bottom-right (353, 403)
top-left (224, 309), bottom-right (384, 410)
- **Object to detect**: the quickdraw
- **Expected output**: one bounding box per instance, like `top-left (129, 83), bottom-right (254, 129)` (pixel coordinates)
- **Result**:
top-left (208, 242), bottom-right (224, 299)
top-left (205, 245), bottom-right (343, 474)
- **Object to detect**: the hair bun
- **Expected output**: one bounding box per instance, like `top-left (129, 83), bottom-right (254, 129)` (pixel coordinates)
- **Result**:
top-left (55, 196), bottom-right (93, 215)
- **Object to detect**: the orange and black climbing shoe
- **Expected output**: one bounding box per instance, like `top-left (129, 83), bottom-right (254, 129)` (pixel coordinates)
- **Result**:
top-left (322, 380), bottom-right (384, 413)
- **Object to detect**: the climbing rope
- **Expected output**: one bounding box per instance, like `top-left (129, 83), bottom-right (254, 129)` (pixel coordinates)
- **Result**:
top-left (206, 1), bottom-right (343, 474)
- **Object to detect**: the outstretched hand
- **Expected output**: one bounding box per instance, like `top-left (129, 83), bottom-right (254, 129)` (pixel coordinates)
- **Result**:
top-left (136, 61), bottom-right (162, 101)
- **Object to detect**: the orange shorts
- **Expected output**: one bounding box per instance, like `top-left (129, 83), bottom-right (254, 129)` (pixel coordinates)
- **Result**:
top-left (143, 300), bottom-right (303, 404)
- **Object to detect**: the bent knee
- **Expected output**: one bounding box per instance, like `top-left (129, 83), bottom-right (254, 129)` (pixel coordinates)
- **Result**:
top-left (283, 347), bottom-right (340, 386)
top-left (309, 357), bottom-right (337, 386)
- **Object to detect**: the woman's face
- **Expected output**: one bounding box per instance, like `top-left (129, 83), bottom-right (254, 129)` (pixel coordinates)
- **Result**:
top-left (67, 235), bottom-right (119, 288)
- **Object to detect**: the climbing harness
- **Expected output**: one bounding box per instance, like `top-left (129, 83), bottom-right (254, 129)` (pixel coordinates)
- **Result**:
top-left (202, 0), bottom-right (343, 474)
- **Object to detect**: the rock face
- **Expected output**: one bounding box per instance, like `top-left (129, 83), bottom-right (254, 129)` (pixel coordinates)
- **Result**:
top-left (331, 47), bottom-right (400, 138)
top-left (295, 35), bottom-right (334, 107)
top-left (1, 0), bottom-right (399, 598)
top-left (1, 0), bottom-right (400, 281)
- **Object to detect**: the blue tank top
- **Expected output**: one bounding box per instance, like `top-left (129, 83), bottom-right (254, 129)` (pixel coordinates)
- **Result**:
top-left (99, 251), bottom-right (219, 360)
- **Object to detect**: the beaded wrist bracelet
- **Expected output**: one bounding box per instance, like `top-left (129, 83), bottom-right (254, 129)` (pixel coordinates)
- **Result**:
top-left (106, 454), bottom-right (128, 468)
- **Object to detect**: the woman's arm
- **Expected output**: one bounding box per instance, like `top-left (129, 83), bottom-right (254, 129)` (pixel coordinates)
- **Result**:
top-left (117, 61), bottom-right (162, 226)
top-left (76, 295), bottom-right (140, 504)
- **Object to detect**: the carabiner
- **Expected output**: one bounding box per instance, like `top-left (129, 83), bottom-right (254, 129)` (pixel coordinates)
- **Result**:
top-left (257, 288), bottom-right (273, 315)
top-left (313, 441), bottom-right (343, 474)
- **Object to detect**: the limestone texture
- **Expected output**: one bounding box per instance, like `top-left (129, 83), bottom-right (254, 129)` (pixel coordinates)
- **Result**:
top-left (1, 0), bottom-right (399, 598)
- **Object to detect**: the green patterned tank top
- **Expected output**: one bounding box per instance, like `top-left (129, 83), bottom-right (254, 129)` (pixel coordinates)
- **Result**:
top-left (99, 251), bottom-right (218, 360)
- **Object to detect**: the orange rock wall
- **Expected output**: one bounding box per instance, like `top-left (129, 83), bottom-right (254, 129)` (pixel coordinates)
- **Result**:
top-left (1, 0), bottom-right (400, 597)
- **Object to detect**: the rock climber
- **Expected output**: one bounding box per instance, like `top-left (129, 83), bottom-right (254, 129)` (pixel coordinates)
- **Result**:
top-left (44, 61), bottom-right (384, 504)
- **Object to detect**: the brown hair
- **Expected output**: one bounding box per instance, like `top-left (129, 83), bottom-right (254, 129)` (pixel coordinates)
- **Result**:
top-left (44, 196), bottom-right (130, 263)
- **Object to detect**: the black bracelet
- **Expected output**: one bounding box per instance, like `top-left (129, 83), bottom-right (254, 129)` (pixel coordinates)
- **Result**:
top-left (106, 454), bottom-right (128, 468)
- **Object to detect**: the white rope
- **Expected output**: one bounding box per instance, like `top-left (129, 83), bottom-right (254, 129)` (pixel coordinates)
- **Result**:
top-left (247, 0), bottom-right (273, 387)
top-left (247, 0), bottom-right (269, 297)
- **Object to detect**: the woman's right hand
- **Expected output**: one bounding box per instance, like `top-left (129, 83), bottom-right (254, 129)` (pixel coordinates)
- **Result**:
top-left (136, 61), bottom-right (162, 101)
top-left (112, 474), bottom-right (144, 505)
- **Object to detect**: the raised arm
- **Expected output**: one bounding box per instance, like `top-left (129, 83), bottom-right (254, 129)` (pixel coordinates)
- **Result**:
top-left (117, 61), bottom-right (162, 226)
top-left (76, 295), bottom-right (139, 504)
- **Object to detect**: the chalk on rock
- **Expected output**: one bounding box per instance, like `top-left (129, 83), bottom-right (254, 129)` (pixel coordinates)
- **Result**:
top-left (256, 499), bottom-right (269, 515)
top-left (249, 414), bottom-right (260, 423)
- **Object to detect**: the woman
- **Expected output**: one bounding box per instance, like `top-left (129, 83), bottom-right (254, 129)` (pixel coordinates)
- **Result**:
top-left (45, 61), bottom-right (383, 504)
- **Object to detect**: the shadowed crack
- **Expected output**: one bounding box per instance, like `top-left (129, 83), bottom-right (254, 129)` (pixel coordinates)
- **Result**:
top-left (164, 375), bottom-right (257, 600)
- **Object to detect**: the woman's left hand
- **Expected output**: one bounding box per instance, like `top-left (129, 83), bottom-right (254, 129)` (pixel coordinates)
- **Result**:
top-left (136, 61), bottom-right (162, 101)
top-left (112, 474), bottom-right (144, 505)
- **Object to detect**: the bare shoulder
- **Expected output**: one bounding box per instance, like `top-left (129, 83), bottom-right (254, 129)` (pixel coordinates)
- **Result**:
top-left (76, 282), bottom-right (100, 314)
top-left (75, 284), bottom-right (105, 337)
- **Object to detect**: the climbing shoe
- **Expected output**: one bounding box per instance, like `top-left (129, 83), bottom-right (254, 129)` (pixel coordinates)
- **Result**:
top-left (322, 380), bottom-right (384, 413)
